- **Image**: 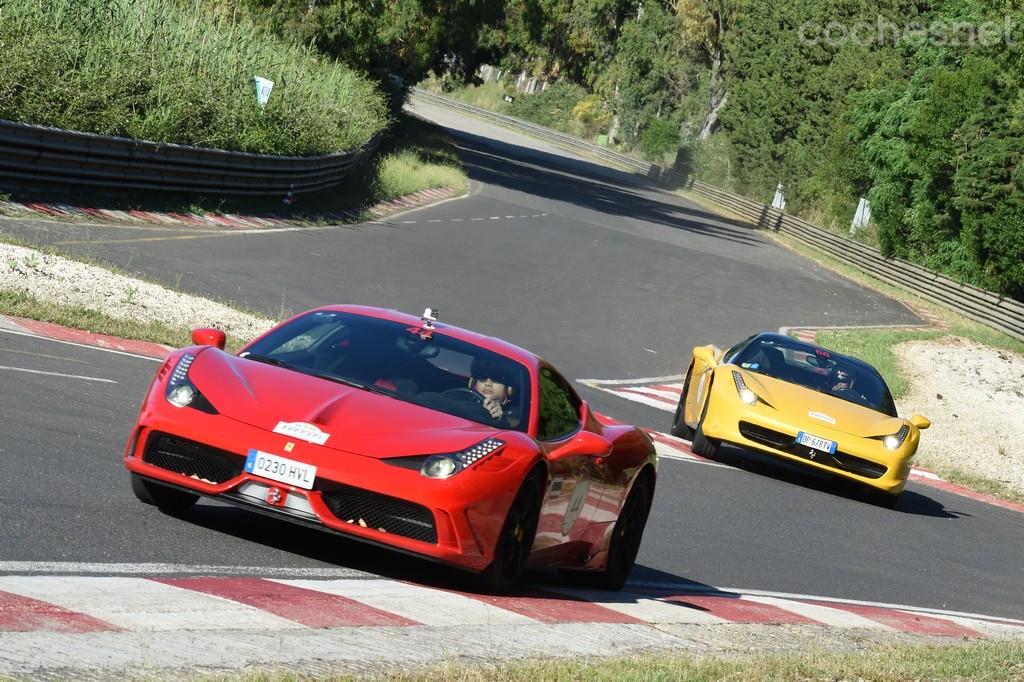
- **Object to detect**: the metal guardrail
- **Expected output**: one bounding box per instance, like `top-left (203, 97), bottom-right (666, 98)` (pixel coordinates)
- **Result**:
top-left (410, 88), bottom-right (1024, 342)
top-left (0, 119), bottom-right (381, 196)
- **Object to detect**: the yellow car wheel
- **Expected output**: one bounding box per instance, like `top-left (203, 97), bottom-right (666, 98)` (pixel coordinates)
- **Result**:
top-left (691, 382), bottom-right (720, 458)
top-left (670, 363), bottom-right (695, 440)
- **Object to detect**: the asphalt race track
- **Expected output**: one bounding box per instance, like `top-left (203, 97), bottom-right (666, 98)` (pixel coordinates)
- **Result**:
top-left (1, 99), bottom-right (1022, 630)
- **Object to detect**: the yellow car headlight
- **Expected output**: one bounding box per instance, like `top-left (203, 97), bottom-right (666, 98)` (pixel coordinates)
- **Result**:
top-left (732, 371), bottom-right (759, 406)
top-left (880, 424), bottom-right (910, 450)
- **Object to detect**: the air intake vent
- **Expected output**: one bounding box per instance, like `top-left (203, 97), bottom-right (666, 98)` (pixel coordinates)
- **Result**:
top-left (318, 483), bottom-right (437, 544)
top-left (143, 432), bottom-right (244, 484)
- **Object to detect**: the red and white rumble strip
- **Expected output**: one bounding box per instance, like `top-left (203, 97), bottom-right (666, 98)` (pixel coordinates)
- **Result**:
top-left (0, 573), bottom-right (1021, 676)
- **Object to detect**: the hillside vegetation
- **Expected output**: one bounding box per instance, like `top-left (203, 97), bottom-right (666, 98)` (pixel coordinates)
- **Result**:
top-left (239, 0), bottom-right (1021, 299)
top-left (0, 0), bottom-right (388, 155)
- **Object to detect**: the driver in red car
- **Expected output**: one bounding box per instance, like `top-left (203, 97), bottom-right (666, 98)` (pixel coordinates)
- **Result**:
top-left (469, 359), bottom-right (517, 426)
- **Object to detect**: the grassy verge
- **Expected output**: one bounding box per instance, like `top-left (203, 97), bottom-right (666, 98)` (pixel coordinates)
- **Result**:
top-left (0, 113), bottom-right (468, 224)
top-left (0, 0), bottom-right (386, 156)
top-left (244, 640), bottom-right (1024, 681)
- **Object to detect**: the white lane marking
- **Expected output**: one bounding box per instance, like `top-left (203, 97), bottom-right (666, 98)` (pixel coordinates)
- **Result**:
top-left (0, 562), bottom-right (373, 578)
top-left (579, 374), bottom-right (685, 386)
top-left (471, 217), bottom-right (484, 221)
top-left (489, 216), bottom-right (501, 220)
top-left (0, 328), bottom-right (162, 362)
top-left (505, 215), bottom-right (516, 218)
top-left (543, 586), bottom-right (727, 624)
top-left (0, 364), bottom-right (116, 383)
top-left (400, 220), bottom-right (417, 224)
top-left (451, 218), bottom-right (463, 222)
top-left (427, 219), bottom-right (442, 223)
top-left (596, 389), bottom-right (673, 412)
top-left (630, 386), bottom-right (682, 401)
top-left (0, 346), bottom-right (89, 364)
top-left (0, 576), bottom-right (303, 631)
top-left (742, 595), bottom-right (892, 630)
top-left (277, 579), bottom-right (535, 626)
top-left (627, 581), bottom-right (1024, 626)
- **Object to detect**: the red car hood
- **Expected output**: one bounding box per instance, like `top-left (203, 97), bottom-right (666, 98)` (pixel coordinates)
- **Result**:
top-left (188, 350), bottom-right (499, 458)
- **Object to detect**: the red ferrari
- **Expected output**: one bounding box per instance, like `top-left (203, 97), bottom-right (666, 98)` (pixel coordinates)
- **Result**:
top-left (124, 305), bottom-right (657, 592)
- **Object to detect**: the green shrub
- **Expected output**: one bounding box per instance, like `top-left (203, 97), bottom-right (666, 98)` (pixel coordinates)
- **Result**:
top-left (506, 81), bottom-right (589, 135)
top-left (641, 118), bottom-right (680, 162)
top-left (0, 0), bottom-right (388, 156)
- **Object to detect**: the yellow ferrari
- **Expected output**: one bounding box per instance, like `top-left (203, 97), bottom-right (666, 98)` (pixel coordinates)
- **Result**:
top-left (671, 332), bottom-right (930, 504)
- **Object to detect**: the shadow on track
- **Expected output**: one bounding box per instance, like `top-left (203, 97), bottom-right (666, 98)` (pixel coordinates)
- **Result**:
top-left (160, 503), bottom-right (732, 597)
top-left (700, 444), bottom-right (966, 519)
top-left (445, 128), bottom-right (765, 247)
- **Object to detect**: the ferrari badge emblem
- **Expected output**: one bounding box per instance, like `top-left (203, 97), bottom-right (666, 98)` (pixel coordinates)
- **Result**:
top-left (266, 487), bottom-right (286, 506)
top-left (284, 442), bottom-right (295, 452)
top-left (273, 421), bottom-right (330, 445)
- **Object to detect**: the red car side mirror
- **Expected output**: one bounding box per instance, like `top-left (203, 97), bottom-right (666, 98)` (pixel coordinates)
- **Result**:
top-left (548, 431), bottom-right (612, 461)
top-left (191, 328), bottom-right (226, 350)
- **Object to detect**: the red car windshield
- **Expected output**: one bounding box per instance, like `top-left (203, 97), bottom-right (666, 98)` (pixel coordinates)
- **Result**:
top-left (241, 310), bottom-right (532, 431)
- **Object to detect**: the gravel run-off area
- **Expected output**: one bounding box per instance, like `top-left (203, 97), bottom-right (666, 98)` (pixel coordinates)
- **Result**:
top-left (896, 337), bottom-right (1024, 496)
top-left (0, 243), bottom-right (274, 340)
top-left (3, 242), bottom-right (1023, 497)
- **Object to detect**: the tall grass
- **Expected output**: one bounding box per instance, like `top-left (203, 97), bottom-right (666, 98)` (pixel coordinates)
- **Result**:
top-left (0, 0), bottom-right (388, 155)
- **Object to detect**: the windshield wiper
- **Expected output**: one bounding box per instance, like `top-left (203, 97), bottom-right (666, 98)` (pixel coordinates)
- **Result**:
top-left (243, 354), bottom-right (393, 397)
top-left (243, 353), bottom-right (294, 370)
top-left (315, 374), bottom-right (393, 396)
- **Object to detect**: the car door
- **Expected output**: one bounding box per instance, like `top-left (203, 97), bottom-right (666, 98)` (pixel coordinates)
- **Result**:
top-left (531, 365), bottom-right (606, 565)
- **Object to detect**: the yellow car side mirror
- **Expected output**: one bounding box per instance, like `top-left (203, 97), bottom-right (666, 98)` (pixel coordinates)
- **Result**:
top-left (910, 414), bottom-right (931, 430)
top-left (693, 345), bottom-right (719, 366)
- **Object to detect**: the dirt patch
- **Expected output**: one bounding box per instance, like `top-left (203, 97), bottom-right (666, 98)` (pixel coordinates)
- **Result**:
top-left (895, 337), bottom-right (1024, 495)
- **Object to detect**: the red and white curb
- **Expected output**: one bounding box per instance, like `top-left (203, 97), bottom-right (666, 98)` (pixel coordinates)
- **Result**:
top-left (0, 187), bottom-right (457, 229)
top-left (1, 315), bottom-right (171, 360)
top-left (4, 574), bottom-right (1019, 636)
top-left (582, 377), bottom-right (1024, 514)
top-left (0, 573), bottom-right (1021, 675)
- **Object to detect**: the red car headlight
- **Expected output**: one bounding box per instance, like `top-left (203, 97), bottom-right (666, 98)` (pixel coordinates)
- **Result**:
top-left (164, 353), bottom-right (217, 414)
top-left (420, 438), bottom-right (507, 479)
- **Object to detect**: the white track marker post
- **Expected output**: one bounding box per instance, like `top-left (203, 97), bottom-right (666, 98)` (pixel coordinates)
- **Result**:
top-left (254, 76), bottom-right (274, 109)
top-left (771, 182), bottom-right (786, 211)
top-left (849, 197), bottom-right (872, 235)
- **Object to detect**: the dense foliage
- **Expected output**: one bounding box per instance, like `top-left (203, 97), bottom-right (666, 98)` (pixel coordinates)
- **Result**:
top-left (421, 0), bottom-right (1024, 298)
top-left (2, 0), bottom-right (1020, 296)
top-left (0, 0), bottom-right (387, 155)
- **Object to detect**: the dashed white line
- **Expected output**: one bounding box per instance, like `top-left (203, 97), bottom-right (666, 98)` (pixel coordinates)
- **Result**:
top-left (0, 364), bottom-right (117, 383)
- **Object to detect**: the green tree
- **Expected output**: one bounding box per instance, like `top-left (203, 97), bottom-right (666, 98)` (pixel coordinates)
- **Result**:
top-left (598, 1), bottom-right (692, 148)
top-left (229, 0), bottom-right (505, 86)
